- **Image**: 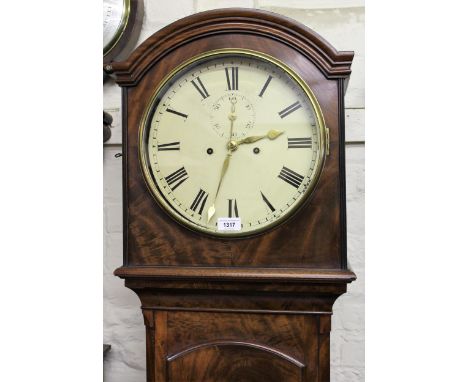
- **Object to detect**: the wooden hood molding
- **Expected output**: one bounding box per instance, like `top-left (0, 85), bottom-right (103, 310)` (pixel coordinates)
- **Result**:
top-left (108, 8), bottom-right (354, 86)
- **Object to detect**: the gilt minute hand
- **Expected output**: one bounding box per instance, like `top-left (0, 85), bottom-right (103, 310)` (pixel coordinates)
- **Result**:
top-left (207, 97), bottom-right (238, 223)
top-left (235, 129), bottom-right (284, 145)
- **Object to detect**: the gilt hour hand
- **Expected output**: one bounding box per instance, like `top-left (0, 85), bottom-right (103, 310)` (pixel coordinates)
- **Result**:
top-left (236, 129), bottom-right (284, 145)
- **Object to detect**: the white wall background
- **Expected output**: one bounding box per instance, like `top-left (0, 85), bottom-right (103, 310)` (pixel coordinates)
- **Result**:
top-left (104, 1), bottom-right (364, 381)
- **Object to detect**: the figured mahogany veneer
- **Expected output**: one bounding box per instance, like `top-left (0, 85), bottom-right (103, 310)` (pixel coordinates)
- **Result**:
top-left (111, 8), bottom-right (355, 382)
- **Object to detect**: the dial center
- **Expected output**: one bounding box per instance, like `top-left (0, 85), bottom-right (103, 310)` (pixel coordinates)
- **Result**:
top-left (227, 140), bottom-right (238, 152)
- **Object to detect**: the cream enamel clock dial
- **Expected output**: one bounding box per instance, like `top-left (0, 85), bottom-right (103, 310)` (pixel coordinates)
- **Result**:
top-left (140, 49), bottom-right (327, 237)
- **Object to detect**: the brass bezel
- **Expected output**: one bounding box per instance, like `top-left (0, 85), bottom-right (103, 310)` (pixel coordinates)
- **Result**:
top-left (103, 0), bottom-right (131, 57)
top-left (139, 48), bottom-right (327, 238)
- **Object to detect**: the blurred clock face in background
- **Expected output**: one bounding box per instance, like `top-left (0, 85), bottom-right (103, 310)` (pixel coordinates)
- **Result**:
top-left (103, 0), bottom-right (129, 56)
top-left (140, 49), bottom-right (327, 237)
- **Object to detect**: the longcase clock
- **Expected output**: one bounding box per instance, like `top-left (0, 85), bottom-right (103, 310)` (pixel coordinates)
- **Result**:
top-left (110, 8), bottom-right (355, 382)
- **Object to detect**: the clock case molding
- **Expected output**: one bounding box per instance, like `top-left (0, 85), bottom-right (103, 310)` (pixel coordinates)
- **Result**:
top-left (110, 8), bottom-right (356, 382)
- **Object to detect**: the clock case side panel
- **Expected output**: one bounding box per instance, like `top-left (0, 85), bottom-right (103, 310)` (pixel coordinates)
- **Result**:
top-left (112, 9), bottom-right (353, 271)
top-left (122, 87), bottom-right (129, 266)
top-left (338, 78), bottom-right (348, 269)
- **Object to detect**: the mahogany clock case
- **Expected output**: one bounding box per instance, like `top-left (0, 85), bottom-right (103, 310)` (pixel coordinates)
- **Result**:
top-left (110, 8), bottom-right (355, 272)
top-left (109, 8), bottom-right (356, 382)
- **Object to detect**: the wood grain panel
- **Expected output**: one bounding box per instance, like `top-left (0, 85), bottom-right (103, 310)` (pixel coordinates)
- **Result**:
top-left (162, 311), bottom-right (318, 381)
top-left (166, 311), bottom-right (311, 360)
top-left (167, 342), bottom-right (304, 382)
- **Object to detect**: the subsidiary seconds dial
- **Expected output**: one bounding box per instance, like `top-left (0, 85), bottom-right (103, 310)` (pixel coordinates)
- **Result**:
top-left (140, 49), bottom-right (327, 237)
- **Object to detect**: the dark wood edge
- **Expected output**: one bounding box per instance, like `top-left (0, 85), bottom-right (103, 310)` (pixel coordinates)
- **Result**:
top-left (338, 78), bottom-right (348, 269)
top-left (122, 88), bottom-right (129, 266)
top-left (108, 8), bottom-right (354, 85)
top-left (142, 307), bottom-right (333, 315)
top-left (114, 266), bottom-right (356, 283)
